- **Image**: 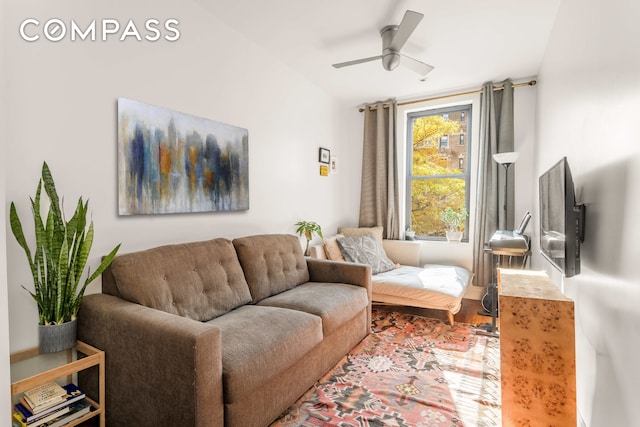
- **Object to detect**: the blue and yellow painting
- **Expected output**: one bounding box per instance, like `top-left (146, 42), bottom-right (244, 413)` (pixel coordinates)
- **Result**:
top-left (118, 98), bottom-right (249, 215)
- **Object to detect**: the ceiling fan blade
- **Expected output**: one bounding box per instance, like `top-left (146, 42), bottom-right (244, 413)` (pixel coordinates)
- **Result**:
top-left (332, 55), bottom-right (382, 68)
top-left (401, 54), bottom-right (434, 76)
top-left (389, 10), bottom-right (423, 51)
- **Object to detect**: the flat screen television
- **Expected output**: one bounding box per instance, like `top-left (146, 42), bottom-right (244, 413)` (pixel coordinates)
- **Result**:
top-left (539, 157), bottom-right (586, 277)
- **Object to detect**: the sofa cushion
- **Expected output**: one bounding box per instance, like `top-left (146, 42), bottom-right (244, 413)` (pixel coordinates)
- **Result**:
top-left (208, 305), bottom-right (322, 403)
top-left (257, 282), bottom-right (369, 335)
top-left (337, 235), bottom-right (397, 274)
top-left (338, 225), bottom-right (384, 244)
top-left (323, 234), bottom-right (346, 261)
top-left (109, 238), bottom-right (252, 321)
top-left (232, 234), bottom-right (309, 303)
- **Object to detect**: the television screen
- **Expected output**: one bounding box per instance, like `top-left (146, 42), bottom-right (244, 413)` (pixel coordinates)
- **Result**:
top-left (539, 157), bottom-right (585, 277)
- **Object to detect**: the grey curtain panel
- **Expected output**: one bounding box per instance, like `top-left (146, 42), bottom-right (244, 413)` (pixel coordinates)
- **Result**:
top-left (496, 82), bottom-right (515, 229)
top-left (473, 79), bottom-right (514, 286)
top-left (359, 100), bottom-right (400, 240)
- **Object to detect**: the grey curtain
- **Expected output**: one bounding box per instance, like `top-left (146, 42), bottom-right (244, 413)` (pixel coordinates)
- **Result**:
top-left (359, 99), bottom-right (400, 240)
top-left (472, 80), bottom-right (514, 286)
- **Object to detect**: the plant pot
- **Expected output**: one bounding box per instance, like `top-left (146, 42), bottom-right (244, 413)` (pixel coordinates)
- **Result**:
top-left (445, 230), bottom-right (463, 243)
top-left (39, 319), bottom-right (77, 353)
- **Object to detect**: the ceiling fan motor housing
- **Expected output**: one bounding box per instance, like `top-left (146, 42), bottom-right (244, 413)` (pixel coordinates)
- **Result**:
top-left (381, 25), bottom-right (400, 71)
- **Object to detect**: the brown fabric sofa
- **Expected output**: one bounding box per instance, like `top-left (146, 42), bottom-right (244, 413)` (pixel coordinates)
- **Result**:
top-left (77, 234), bottom-right (371, 427)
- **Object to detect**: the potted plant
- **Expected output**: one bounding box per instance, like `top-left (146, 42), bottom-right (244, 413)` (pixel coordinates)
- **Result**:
top-left (405, 227), bottom-right (416, 241)
top-left (294, 220), bottom-right (323, 256)
top-left (10, 162), bottom-right (121, 353)
top-left (440, 206), bottom-right (468, 242)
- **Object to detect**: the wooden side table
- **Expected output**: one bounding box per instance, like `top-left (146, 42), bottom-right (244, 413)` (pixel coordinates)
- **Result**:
top-left (10, 341), bottom-right (105, 427)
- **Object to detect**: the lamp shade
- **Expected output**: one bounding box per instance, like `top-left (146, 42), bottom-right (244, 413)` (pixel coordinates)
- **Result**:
top-left (493, 151), bottom-right (519, 165)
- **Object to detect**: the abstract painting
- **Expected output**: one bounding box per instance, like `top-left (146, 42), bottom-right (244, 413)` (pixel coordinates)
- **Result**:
top-left (118, 98), bottom-right (249, 215)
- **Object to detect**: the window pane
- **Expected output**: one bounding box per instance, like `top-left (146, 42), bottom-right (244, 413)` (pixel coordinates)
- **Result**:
top-left (407, 105), bottom-right (471, 239)
top-left (411, 178), bottom-right (466, 238)
top-left (412, 115), bottom-right (461, 176)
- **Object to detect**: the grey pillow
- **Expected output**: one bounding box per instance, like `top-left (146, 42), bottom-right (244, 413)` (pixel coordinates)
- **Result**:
top-left (337, 235), bottom-right (396, 275)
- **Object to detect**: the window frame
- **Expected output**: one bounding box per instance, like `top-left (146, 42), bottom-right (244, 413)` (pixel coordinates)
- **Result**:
top-left (405, 104), bottom-right (472, 241)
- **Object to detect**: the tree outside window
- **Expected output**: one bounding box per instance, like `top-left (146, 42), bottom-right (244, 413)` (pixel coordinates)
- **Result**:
top-left (406, 105), bottom-right (471, 239)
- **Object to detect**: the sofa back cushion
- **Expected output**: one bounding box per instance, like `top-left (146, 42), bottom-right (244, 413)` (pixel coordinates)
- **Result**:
top-left (338, 226), bottom-right (384, 244)
top-left (107, 238), bottom-right (252, 321)
top-left (233, 234), bottom-right (309, 303)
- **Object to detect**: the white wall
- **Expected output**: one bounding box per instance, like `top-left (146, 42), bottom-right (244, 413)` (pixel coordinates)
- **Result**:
top-left (532, 0), bottom-right (640, 425)
top-left (3, 0), bottom-right (362, 354)
top-left (0, 0), bottom-right (12, 419)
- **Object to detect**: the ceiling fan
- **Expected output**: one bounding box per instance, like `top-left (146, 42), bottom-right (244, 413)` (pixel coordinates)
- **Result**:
top-left (332, 10), bottom-right (434, 77)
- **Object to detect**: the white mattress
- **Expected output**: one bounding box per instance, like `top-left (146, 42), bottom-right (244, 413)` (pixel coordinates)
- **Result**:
top-left (371, 264), bottom-right (472, 313)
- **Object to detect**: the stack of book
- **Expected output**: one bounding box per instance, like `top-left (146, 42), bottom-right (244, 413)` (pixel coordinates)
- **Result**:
top-left (12, 382), bottom-right (92, 427)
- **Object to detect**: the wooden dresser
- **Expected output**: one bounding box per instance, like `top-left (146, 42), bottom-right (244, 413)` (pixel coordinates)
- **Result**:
top-left (498, 269), bottom-right (576, 426)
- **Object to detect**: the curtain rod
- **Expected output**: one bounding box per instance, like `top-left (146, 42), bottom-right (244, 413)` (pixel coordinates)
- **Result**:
top-left (358, 79), bottom-right (537, 112)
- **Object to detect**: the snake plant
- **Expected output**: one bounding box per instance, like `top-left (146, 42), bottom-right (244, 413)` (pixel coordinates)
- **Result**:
top-left (10, 162), bottom-right (120, 325)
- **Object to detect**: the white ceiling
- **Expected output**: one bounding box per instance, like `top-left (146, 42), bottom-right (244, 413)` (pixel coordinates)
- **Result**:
top-left (198, 0), bottom-right (561, 106)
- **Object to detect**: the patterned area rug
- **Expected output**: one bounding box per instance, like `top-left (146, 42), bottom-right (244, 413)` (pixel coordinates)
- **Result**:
top-left (271, 309), bottom-right (501, 426)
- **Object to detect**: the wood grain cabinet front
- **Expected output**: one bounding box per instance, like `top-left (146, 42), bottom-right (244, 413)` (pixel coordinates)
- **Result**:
top-left (498, 269), bottom-right (576, 427)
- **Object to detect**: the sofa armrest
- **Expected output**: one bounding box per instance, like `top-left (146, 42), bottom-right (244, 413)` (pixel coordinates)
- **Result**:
top-left (306, 258), bottom-right (372, 326)
top-left (77, 294), bottom-right (223, 427)
top-left (382, 239), bottom-right (422, 266)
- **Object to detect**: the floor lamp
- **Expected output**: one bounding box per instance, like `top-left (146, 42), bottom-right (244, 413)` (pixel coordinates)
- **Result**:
top-left (493, 151), bottom-right (519, 228)
top-left (479, 151), bottom-right (519, 337)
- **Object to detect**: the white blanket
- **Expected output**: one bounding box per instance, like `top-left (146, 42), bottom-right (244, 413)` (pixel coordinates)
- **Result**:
top-left (371, 264), bottom-right (472, 311)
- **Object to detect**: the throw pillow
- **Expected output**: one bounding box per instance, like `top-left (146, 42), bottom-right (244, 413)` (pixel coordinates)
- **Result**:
top-left (338, 226), bottom-right (384, 245)
top-left (337, 235), bottom-right (396, 275)
top-left (323, 234), bottom-right (346, 261)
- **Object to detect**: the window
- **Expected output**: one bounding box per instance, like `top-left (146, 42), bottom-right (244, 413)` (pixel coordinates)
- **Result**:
top-left (406, 105), bottom-right (471, 240)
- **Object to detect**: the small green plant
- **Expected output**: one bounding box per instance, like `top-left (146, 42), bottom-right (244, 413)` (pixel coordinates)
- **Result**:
top-left (10, 162), bottom-right (121, 325)
top-left (294, 220), bottom-right (323, 255)
top-left (440, 206), bottom-right (469, 232)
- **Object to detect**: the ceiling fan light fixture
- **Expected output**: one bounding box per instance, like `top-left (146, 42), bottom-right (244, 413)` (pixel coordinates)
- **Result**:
top-left (382, 52), bottom-right (401, 71)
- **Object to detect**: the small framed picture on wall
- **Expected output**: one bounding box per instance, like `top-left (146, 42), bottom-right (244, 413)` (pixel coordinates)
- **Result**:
top-left (319, 147), bottom-right (330, 164)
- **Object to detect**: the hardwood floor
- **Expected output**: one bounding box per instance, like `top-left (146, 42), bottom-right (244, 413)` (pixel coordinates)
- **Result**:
top-left (375, 298), bottom-right (499, 327)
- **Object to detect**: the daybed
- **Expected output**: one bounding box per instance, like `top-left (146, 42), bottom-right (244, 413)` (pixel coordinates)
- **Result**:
top-left (310, 226), bottom-right (471, 325)
top-left (77, 234), bottom-right (371, 427)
